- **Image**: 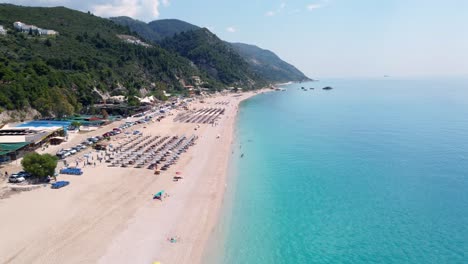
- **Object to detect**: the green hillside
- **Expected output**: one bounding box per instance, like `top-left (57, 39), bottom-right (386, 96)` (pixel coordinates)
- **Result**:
top-left (109, 16), bottom-right (162, 44)
top-left (0, 4), bottom-right (201, 117)
top-left (148, 19), bottom-right (199, 41)
top-left (160, 29), bottom-right (266, 89)
top-left (110, 17), bottom-right (199, 44)
top-left (111, 17), bottom-right (310, 84)
top-left (230, 43), bottom-right (311, 83)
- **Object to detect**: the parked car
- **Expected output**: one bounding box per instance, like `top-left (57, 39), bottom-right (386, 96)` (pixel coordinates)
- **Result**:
top-left (51, 181), bottom-right (70, 189)
top-left (76, 144), bottom-right (86, 150)
top-left (8, 173), bottom-right (25, 183)
top-left (82, 141), bottom-right (93, 146)
top-left (88, 137), bottom-right (99, 143)
top-left (17, 171), bottom-right (32, 178)
top-left (72, 147), bottom-right (81, 152)
top-left (69, 149), bottom-right (77, 155)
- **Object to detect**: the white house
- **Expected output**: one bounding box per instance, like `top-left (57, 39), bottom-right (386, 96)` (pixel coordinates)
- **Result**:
top-left (13, 21), bottom-right (58, 35)
top-left (38, 29), bottom-right (58, 35)
top-left (13, 21), bottom-right (37, 32)
top-left (0, 25), bottom-right (6, 35)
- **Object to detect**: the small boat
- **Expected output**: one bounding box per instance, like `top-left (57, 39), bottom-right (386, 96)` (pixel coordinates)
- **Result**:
top-left (323, 86), bottom-right (333, 90)
top-left (241, 153), bottom-right (244, 158)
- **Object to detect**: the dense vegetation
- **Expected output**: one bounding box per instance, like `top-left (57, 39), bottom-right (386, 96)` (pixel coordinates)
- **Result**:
top-left (0, 4), bottom-right (310, 119)
top-left (21, 152), bottom-right (58, 179)
top-left (109, 16), bottom-right (164, 44)
top-left (110, 17), bottom-right (199, 44)
top-left (0, 4), bottom-right (202, 117)
top-left (148, 19), bottom-right (199, 41)
top-left (111, 17), bottom-right (310, 84)
top-left (230, 43), bottom-right (311, 83)
top-left (161, 29), bottom-right (266, 88)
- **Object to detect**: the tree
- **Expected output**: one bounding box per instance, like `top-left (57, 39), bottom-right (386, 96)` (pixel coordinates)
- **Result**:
top-left (70, 121), bottom-right (82, 129)
top-left (126, 95), bottom-right (140, 107)
top-left (101, 109), bottom-right (109, 119)
top-left (21, 153), bottom-right (58, 179)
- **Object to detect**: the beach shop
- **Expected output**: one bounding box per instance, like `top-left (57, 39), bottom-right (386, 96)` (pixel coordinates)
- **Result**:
top-left (0, 127), bottom-right (64, 163)
top-left (0, 142), bottom-right (30, 163)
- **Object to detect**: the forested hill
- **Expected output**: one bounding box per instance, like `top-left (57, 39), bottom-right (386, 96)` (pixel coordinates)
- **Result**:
top-left (110, 17), bottom-right (199, 44)
top-left (160, 29), bottom-right (266, 88)
top-left (111, 17), bottom-right (310, 83)
top-left (0, 4), bottom-right (206, 118)
top-left (230, 43), bottom-right (311, 83)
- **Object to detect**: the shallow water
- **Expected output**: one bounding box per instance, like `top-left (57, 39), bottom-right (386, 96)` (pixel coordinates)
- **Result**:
top-left (211, 79), bottom-right (468, 263)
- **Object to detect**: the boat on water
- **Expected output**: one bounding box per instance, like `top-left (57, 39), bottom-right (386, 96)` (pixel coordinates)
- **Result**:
top-left (323, 86), bottom-right (333, 90)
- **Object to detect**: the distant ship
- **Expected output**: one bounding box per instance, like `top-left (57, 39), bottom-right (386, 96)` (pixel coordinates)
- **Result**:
top-left (322, 86), bottom-right (333, 90)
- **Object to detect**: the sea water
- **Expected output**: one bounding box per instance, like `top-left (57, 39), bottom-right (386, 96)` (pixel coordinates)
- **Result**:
top-left (209, 79), bottom-right (468, 263)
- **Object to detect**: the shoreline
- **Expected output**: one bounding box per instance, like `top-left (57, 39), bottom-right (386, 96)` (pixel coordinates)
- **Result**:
top-left (97, 89), bottom-right (270, 264)
top-left (0, 89), bottom-right (270, 264)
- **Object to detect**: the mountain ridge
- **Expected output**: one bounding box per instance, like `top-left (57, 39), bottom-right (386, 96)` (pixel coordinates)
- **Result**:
top-left (110, 17), bottom-right (310, 83)
top-left (230, 42), bottom-right (310, 83)
top-left (160, 28), bottom-right (265, 89)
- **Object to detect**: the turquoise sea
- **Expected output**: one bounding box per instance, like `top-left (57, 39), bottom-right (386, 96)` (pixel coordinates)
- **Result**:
top-left (208, 79), bottom-right (468, 263)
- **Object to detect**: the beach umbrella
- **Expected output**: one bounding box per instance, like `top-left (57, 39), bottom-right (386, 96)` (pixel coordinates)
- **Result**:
top-left (153, 190), bottom-right (164, 199)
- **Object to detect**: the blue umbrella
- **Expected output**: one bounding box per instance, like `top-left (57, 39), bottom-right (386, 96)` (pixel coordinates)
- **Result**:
top-left (153, 190), bottom-right (164, 199)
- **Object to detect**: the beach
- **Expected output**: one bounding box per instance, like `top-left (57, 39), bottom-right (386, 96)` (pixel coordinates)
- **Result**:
top-left (0, 90), bottom-right (266, 264)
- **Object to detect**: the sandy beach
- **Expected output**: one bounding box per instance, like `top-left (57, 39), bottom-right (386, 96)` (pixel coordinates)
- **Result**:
top-left (0, 90), bottom-right (267, 264)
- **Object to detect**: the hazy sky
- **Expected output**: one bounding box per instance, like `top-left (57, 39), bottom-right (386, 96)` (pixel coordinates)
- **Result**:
top-left (4, 0), bottom-right (468, 78)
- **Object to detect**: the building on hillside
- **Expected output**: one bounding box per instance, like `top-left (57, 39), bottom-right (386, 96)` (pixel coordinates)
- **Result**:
top-left (14, 21), bottom-right (37, 32)
top-left (38, 28), bottom-right (58, 36)
top-left (13, 21), bottom-right (58, 35)
top-left (0, 25), bottom-right (6, 35)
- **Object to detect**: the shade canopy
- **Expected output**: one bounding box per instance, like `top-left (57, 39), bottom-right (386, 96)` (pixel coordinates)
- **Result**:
top-left (153, 190), bottom-right (164, 198)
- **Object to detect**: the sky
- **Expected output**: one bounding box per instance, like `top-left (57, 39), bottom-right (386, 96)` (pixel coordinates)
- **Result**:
top-left (3, 0), bottom-right (468, 78)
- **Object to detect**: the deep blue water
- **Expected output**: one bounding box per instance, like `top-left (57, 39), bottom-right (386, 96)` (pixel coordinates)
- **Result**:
top-left (210, 79), bottom-right (468, 263)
